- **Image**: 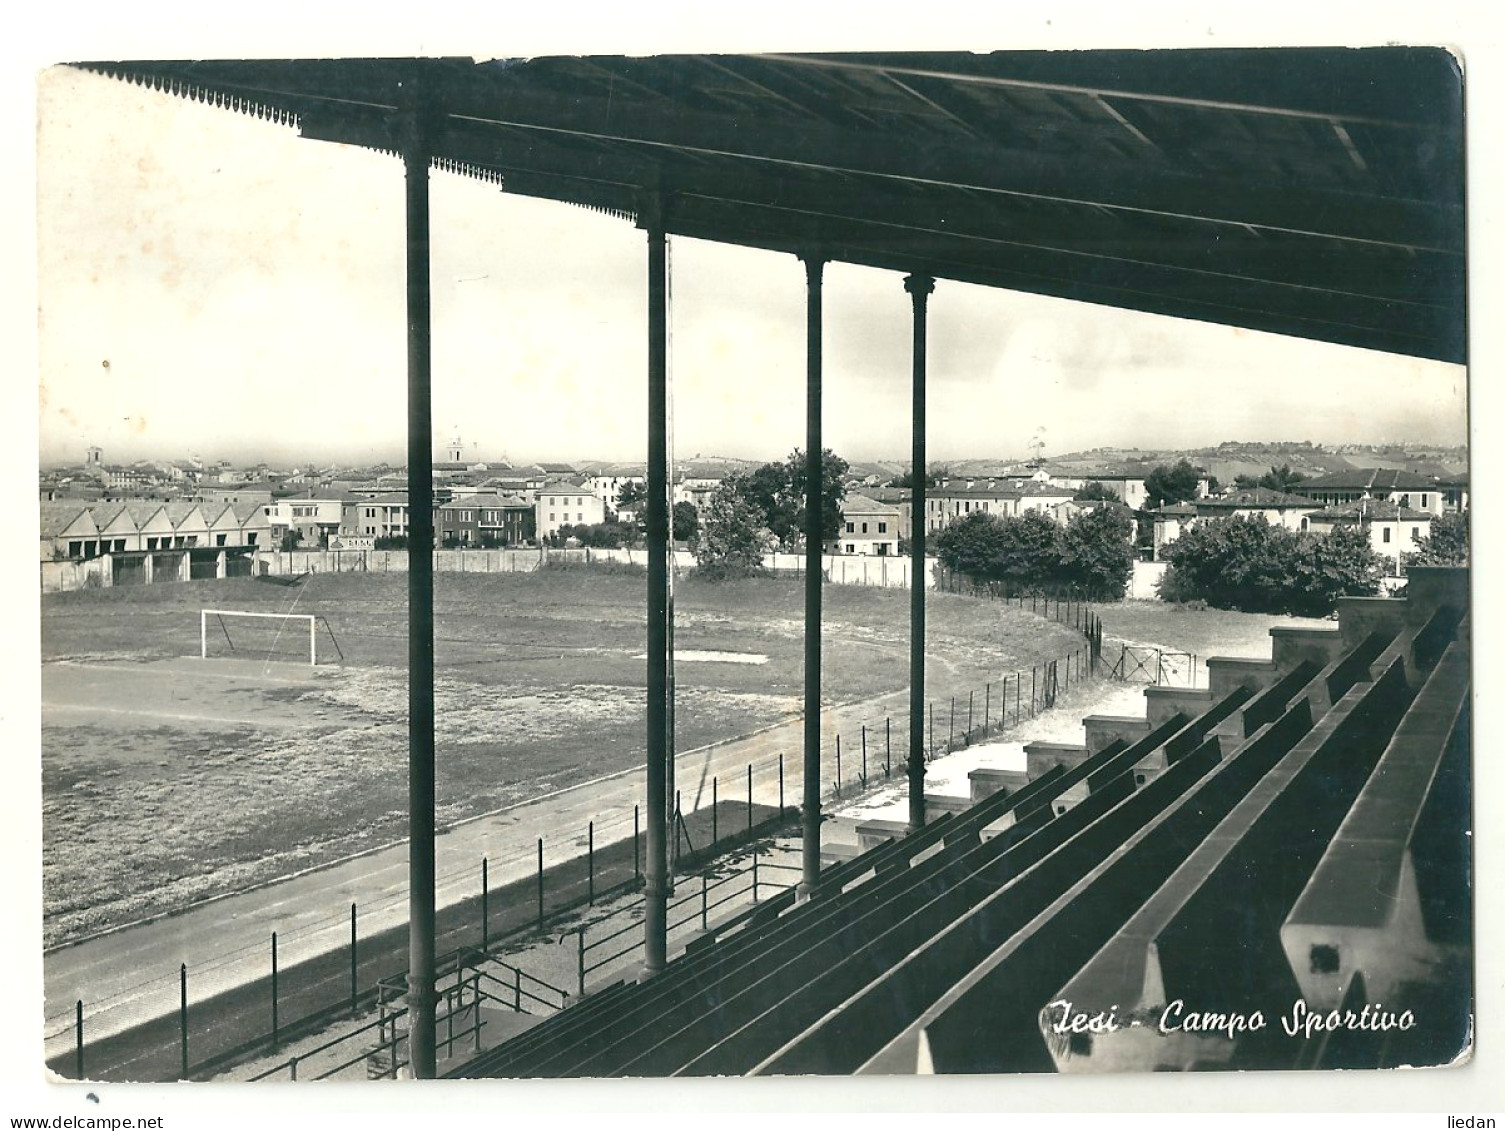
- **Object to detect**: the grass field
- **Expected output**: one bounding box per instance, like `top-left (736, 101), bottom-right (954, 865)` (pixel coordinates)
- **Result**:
top-left (40, 567), bottom-right (1091, 946)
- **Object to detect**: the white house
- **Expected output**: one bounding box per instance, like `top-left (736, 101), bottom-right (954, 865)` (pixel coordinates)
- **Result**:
top-left (536, 479), bottom-right (606, 539)
top-left (829, 495), bottom-right (902, 556)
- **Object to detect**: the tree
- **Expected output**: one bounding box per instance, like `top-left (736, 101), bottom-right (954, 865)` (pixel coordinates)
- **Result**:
top-left (615, 480), bottom-right (647, 510)
top-left (786, 447), bottom-right (850, 545)
top-left (279, 529), bottom-right (303, 552)
top-left (1159, 514), bottom-right (1380, 615)
top-left (890, 466), bottom-right (944, 489)
top-left (1406, 510), bottom-right (1468, 567)
top-left (721, 448), bottom-right (849, 551)
top-left (672, 501), bottom-right (699, 543)
top-left (934, 510), bottom-right (1067, 590)
top-left (934, 511), bottom-right (1012, 579)
top-left (1258, 464), bottom-right (1308, 492)
top-left (1073, 481), bottom-right (1119, 502)
top-left (1144, 459), bottom-right (1203, 509)
top-left (1233, 473), bottom-right (1261, 491)
top-left (1160, 515), bottom-right (1298, 612)
top-left (1060, 505), bottom-right (1135, 599)
top-left (1286, 524), bottom-right (1383, 616)
top-left (695, 484), bottom-right (773, 577)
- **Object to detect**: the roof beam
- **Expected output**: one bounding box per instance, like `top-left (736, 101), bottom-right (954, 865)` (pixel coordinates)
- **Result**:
top-left (429, 88), bottom-right (1460, 253)
top-left (758, 53), bottom-right (1449, 131)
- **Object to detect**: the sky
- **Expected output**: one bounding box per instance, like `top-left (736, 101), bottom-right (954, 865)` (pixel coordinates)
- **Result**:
top-left (34, 62), bottom-right (1469, 471)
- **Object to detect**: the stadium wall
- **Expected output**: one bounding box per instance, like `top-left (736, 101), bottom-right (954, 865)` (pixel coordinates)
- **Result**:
top-left (255, 547), bottom-right (939, 588)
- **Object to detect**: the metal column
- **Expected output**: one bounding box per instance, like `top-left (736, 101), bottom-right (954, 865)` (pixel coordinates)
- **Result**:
top-left (905, 274), bottom-right (935, 833)
top-left (401, 108), bottom-right (438, 1078)
top-left (640, 194), bottom-right (671, 979)
top-left (798, 254), bottom-right (825, 897)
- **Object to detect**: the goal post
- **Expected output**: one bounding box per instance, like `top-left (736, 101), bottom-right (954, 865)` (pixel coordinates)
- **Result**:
top-left (201, 608), bottom-right (323, 666)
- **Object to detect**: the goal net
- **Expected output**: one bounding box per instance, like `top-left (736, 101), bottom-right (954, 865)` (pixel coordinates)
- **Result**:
top-left (200, 609), bottom-right (343, 666)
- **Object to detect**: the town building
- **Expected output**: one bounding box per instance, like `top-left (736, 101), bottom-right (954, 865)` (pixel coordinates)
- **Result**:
top-left (1304, 500), bottom-right (1434, 568)
top-left (1297, 468), bottom-right (1446, 515)
top-left (536, 480), bottom-right (606, 540)
top-left (1148, 488), bottom-right (1323, 560)
top-left (830, 494), bottom-right (902, 556)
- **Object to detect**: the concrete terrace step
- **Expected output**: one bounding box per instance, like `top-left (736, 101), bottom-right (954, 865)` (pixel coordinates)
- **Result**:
top-left (1280, 634), bottom-right (1471, 1023)
top-left (1041, 618), bottom-right (1426, 1074)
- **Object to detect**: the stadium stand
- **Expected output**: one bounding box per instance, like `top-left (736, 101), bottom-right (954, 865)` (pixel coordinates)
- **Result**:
top-left (448, 566), bottom-right (1470, 1078)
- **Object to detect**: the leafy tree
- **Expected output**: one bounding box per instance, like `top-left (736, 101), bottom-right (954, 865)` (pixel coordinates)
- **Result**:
top-left (890, 466), bottom-right (944, 489)
top-left (1158, 515), bottom-right (1296, 612)
top-left (722, 448), bottom-right (849, 551)
top-left (1060, 505), bottom-right (1135, 599)
top-left (279, 529), bottom-right (304, 552)
top-left (1286, 524), bottom-right (1383, 616)
top-left (1073, 481), bottom-right (1119, 502)
top-left (567, 521), bottom-right (641, 549)
top-left (1159, 514), bottom-right (1380, 615)
top-left (1258, 464), bottom-right (1308, 492)
top-left (695, 484), bottom-right (773, 577)
top-left (672, 501), bottom-right (699, 543)
top-left (934, 510), bottom-right (1068, 590)
top-left (934, 511), bottom-right (1013, 579)
top-left (1144, 459), bottom-right (1203, 509)
top-left (615, 480), bottom-right (648, 510)
top-left (1233, 473), bottom-right (1261, 490)
top-left (1406, 511), bottom-right (1469, 567)
top-left (786, 447), bottom-right (850, 545)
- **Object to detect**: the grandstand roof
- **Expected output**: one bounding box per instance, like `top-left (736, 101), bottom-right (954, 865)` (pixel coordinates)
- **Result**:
top-left (83, 48), bottom-right (1464, 363)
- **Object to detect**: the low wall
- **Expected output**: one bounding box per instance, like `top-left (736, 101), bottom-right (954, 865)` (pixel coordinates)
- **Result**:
top-left (258, 547), bottom-right (939, 588)
top-left (1129, 559), bottom-right (1168, 600)
top-left (41, 556), bottom-right (112, 593)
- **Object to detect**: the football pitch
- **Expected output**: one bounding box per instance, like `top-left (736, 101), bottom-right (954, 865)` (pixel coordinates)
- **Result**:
top-left (39, 567), bottom-right (1088, 946)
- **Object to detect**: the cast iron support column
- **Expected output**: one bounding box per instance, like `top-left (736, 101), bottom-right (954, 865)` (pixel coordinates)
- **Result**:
top-left (640, 193), bottom-right (671, 980)
top-left (905, 274), bottom-right (935, 833)
top-left (401, 108), bottom-right (438, 1078)
top-left (798, 254), bottom-right (825, 898)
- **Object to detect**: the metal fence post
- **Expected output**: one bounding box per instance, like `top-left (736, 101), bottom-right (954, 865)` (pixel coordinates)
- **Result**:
top-left (967, 690), bottom-right (974, 743)
top-left (481, 857), bottom-right (489, 950)
top-left (350, 903), bottom-right (358, 1014)
top-left (886, 717), bottom-right (892, 778)
top-left (948, 697), bottom-right (954, 752)
top-left (634, 804), bottom-right (641, 880)
top-left (75, 1001), bottom-right (83, 1080)
top-left (928, 701), bottom-right (934, 759)
top-left (537, 838), bottom-right (545, 928)
top-left (712, 778), bottom-right (718, 843)
top-left (778, 753), bottom-right (785, 811)
top-left (861, 725), bottom-right (868, 785)
top-left (271, 931), bottom-right (279, 1050)
top-left (1032, 667), bottom-right (1037, 716)
top-left (588, 821), bottom-right (595, 906)
top-left (747, 763), bottom-right (753, 830)
top-left (576, 929), bottom-right (585, 998)
top-left (701, 874), bottom-right (709, 931)
top-left (835, 735), bottom-right (842, 795)
top-left (985, 682), bottom-right (991, 733)
top-left (752, 849), bottom-right (759, 903)
top-left (514, 966), bottom-right (522, 1012)
top-left (179, 963), bottom-right (189, 1080)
